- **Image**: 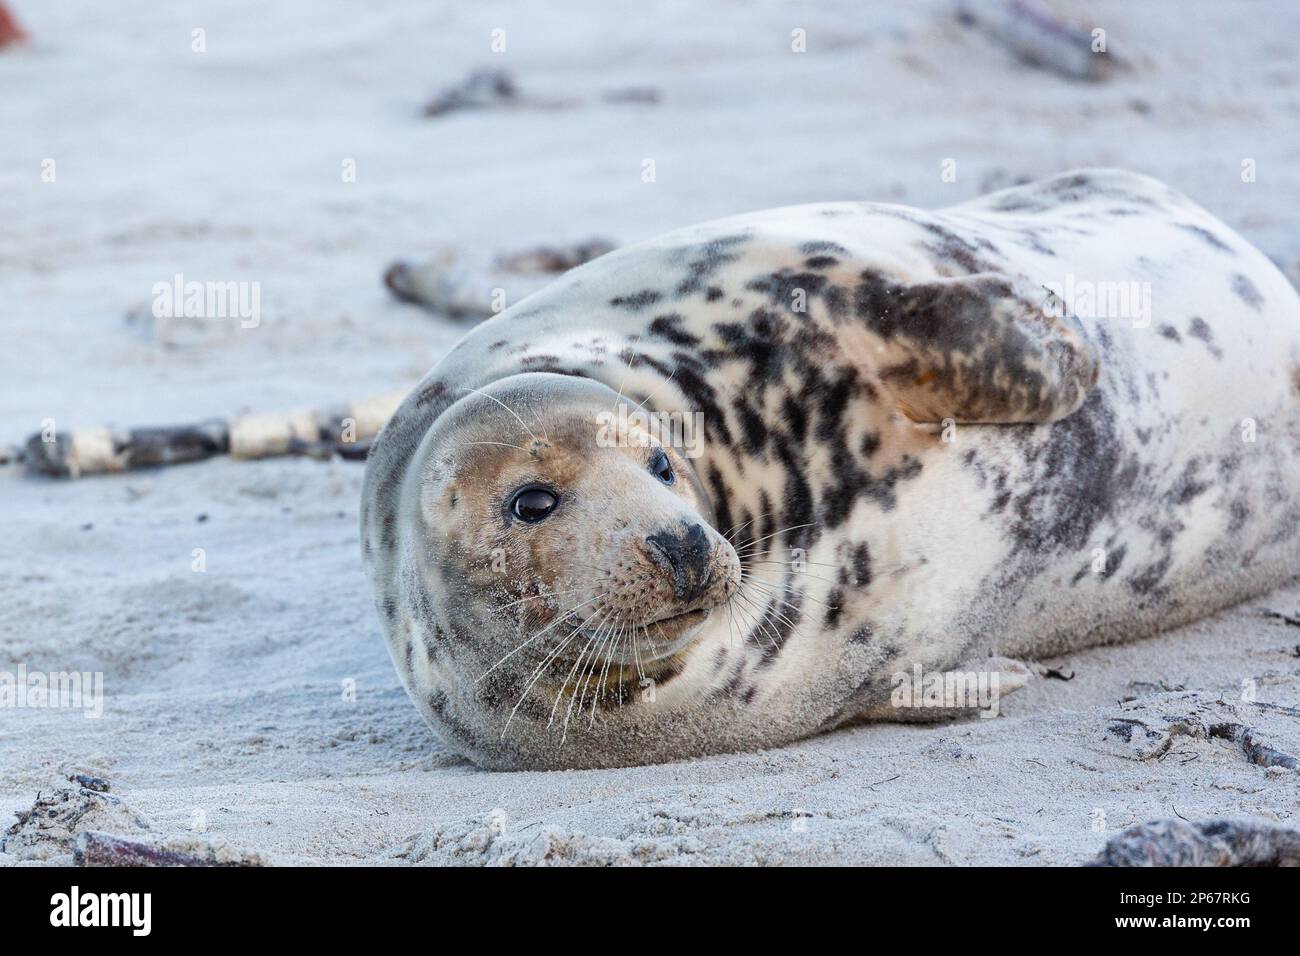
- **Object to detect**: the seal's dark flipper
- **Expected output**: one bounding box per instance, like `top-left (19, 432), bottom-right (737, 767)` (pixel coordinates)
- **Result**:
top-left (857, 272), bottom-right (1100, 425)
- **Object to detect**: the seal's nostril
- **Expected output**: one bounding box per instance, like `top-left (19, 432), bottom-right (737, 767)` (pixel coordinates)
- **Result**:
top-left (646, 523), bottom-right (713, 603)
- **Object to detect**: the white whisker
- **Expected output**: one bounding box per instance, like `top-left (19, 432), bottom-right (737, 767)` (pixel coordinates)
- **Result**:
top-left (723, 510), bottom-right (775, 542)
top-left (733, 523), bottom-right (819, 555)
top-left (630, 366), bottom-right (678, 416)
top-left (557, 612), bottom-right (616, 739)
top-left (459, 385), bottom-right (539, 443)
top-left (731, 591), bottom-right (779, 649)
top-left (464, 440), bottom-right (530, 452)
top-left (502, 605), bottom-right (602, 737)
top-left (477, 593), bottom-right (602, 683)
top-left (742, 563), bottom-right (840, 586)
top-left (741, 574), bottom-right (836, 611)
top-left (551, 609), bottom-right (613, 727)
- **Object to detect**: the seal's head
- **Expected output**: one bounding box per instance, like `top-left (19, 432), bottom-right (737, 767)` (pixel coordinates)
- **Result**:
top-left (366, 373), bottom-right (740, 767)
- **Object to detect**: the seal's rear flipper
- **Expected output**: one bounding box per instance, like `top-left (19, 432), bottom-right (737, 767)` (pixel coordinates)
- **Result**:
top-left (857, 272), bottom-right (1100, 425)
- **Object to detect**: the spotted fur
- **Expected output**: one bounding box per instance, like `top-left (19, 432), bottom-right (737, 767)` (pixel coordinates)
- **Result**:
top-left (363, 169), bottom-right (1300, 770)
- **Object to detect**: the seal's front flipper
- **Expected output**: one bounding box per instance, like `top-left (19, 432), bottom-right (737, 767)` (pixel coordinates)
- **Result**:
top-left (855, 272), bottom-right (1100, 425)
top-left (858, 656), bottom-right (1034, 723)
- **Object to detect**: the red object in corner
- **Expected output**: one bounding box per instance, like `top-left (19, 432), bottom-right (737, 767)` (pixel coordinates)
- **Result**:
top-left (0, 3), bottom-right (29, 49)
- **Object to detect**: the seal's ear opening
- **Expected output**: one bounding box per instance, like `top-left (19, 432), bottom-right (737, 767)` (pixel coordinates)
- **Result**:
top-left (859, 272), bottom-right (1100, 425)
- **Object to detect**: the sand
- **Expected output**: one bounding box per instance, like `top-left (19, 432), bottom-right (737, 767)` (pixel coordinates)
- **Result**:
top-left (2, 0), bottom-right (1297, 866)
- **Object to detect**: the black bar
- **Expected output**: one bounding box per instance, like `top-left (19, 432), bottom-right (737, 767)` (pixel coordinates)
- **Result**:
top-left (0, 865), bottom-right (1285, 941)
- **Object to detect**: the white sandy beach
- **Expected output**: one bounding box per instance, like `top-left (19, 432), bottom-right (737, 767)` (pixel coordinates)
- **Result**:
top-left (1, 0), bottom-right (1298, 865)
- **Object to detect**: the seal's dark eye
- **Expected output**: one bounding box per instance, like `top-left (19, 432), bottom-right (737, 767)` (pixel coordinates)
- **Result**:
top-left (650, 449), bottom-right (675, 485)
top-left (511, 487), bottom-right (558, 523)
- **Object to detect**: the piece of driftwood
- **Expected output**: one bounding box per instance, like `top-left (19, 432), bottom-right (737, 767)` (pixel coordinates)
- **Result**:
top-left (1, 786), bottom-right (151, 861)
top-left (1102, 691), bottom-right (1300, 771)
top-left (1209, 720), bottom-right (1300, 769)
top-left (600, 86), bottom-right (663, 105)
top-left (956, 0), bottom-right (1115, 82)
top-left (422, 68), bottom-right (661, 118)
top-left (19, 390), bottom-right (406, 478)
top-left (68, 773), bottom-right (111, 793)
top-left (383, 254), bottom-right (494, 319)
top-left (1263, 608), bottom-right (1300, 628)
top-left (423, 68), bottom-right (576, 117)
top-left (1091, 818), bottom-right (1300, 867)
top-left (74, 831), bottom-right (265, 867)
top-left (495, 238), bottom-right (616, 274)
top-left (384, 239), bottom-right (616, 317)
top-left (425, 68), bottom-right (517, 115)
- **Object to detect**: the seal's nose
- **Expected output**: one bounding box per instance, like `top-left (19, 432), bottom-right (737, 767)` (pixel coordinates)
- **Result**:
top-left (646, 523), bottom-right (714, 604)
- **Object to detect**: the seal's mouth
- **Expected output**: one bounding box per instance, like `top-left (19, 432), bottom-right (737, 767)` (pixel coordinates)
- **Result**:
top-left (630, 606), bottom-right (712, 664)
top-left (644, 607), bottom-right (709, 642)
top-left (558, 606), bottom-right (710, 664)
